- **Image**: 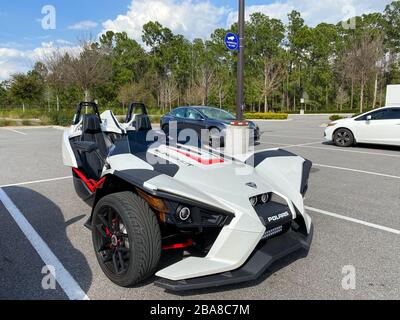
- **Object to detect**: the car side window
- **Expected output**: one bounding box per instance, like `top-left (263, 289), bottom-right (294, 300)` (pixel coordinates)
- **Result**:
top-left (187, 109), bottom-right (203, 120)
top-left (369, 109), bottom-right (400, 120)
top-left (173, 108), bottom-right (187, 119)
top-left (383, 108), bottom-right (400, 120)
top-left (370, 110), bottom-right (389, 120)
top-left (355, 113), bottom-right (371, 121)
top-left (356, 109), bottom-right (389, 121)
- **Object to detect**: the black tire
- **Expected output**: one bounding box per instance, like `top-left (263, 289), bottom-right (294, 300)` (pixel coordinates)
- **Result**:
top-left (92, 192), bottom-right (161, 287)
top-left (333, 128), bottom-right (354, 147)
top-left (162, 124), bottom-right (169, 136)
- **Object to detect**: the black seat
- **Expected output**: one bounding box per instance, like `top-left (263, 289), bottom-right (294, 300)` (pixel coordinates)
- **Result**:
top-left (80, 115), bottom-right (109, 179)
top-left (134, 114), bottom-right (152, 131)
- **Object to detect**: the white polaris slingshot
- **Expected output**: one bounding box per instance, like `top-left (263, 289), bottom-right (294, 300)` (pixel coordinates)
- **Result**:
top-left (62, 102), bottom-right (313, 291)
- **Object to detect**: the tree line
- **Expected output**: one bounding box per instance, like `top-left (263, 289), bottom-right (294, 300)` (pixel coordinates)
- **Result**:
top-left (2, 1), bottom-right (400, 114)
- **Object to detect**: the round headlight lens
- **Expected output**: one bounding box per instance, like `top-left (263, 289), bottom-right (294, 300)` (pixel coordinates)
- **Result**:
top-left (261, 193), bottom-right (270, 204)
top-left (178, 207), bottom-right (191, 221)
top-left (250, 196), bottom-right (258, 206)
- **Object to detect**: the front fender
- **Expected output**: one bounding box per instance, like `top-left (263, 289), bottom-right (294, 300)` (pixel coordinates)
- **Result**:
top-left (245, 149), bottom-right (313, 233)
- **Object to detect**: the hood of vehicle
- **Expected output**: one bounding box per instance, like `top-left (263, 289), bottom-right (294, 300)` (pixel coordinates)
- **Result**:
top-left (143, 144), bottom-right (299, 212)
top-left (331, 117), bottom-right (353, 125)
top-left (106, 142), bottom-right (306, 228)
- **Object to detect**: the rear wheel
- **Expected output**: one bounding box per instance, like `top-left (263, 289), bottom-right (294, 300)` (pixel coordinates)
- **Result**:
top-left (162, 124), bottom-right (169, 136)
top-left (92, 192), bottom-right (161, 287)
top-left (334, 128), bottom-right (354, 147)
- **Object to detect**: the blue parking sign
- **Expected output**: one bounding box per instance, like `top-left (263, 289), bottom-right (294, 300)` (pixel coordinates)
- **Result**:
top-left (225, 33), bottom-right (239, 51)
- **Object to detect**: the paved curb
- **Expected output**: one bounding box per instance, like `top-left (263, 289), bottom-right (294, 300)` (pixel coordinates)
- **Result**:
top-left (250, 119), bottom-right (293, 122)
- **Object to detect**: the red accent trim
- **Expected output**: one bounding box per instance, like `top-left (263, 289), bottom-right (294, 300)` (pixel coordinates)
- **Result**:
top-left (162, 239), bottom-right (193, 251)
top-left (72, 168), bottom-right (106, 193)
top-left (105, 227), bottom-right (112, 237)
top-left (230, 121), bottom-right (249, 126)
top-left (173, 149), bottom-right (224, 165)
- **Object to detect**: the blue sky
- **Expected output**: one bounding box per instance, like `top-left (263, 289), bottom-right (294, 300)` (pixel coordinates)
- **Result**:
top-left (0, 0), bottom-right (393, 80)
top-left (0, 1), bottom-right (131, 50)
top-left (0, 0), bottom-right (278, 50)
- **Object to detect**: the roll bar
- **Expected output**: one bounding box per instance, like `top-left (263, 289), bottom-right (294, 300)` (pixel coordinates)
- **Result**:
top-left (125, 102), bottom-right (148, 123)
top-left (73, 102), bottom-right (102, 125)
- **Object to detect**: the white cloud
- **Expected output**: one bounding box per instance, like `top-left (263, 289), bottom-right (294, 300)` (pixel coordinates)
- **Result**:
top-left (0, 0), bottom-right (393, 81)
top-left (101, 0), bottom-right (227, 43)
top-left (56, 39), bottom-right (73, 45)
top-left (68, 20), bottom-right (98, 30)
top-left (102, 0), bottom-right (391, 43)
top-left (0, 42), bottom-right (80, 81)
top-left (0, 48), bottom-right (32, 81)
top-left (227, 0), bottom-right (392, 27)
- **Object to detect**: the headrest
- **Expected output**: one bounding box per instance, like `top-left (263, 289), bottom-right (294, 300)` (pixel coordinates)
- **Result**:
top-left (83, 115), bottom-right (102, 134)
top-left (134, 114), bottom-right (152, 131)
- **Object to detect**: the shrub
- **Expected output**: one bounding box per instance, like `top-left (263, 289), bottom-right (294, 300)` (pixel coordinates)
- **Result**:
top-left (48, 111), bottom-right (75, 126)
top-left (244, 112), bottom-right (288, 120)
top-left (329, 115), bottom-right (346, 121)
top-left (39, 115), bottom-right (52, 126)
top-left (0, 119), bottom-right (17, 127)
top-left (149, 115), bottom-right (161, 124)
top-left (3, 109), bottom-right (43, 119)
top-left (0, 119), bottom-right (10, 127)
top-left (21, 119), bottom-right (32, 126)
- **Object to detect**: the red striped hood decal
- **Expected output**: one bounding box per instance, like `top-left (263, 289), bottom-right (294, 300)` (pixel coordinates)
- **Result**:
top-left (168, 147), bottom-right (224, 165)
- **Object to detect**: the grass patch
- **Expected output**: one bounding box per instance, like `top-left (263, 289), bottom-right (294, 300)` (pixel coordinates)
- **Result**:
top-left (245, 112), bottom-right (288, 120)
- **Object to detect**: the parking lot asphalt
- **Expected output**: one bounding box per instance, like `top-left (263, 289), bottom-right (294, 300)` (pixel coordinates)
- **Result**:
top-left (0, 114), bottom-right (399, 300)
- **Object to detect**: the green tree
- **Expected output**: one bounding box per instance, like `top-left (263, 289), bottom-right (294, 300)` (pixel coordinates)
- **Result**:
top-left (63, 40), bottom-right (111, 102)
top-left (383, 1), bottom-right (400, 52)
top-left (0, 82), bottom-right (7, 105)
top-left (247, 13), bottom-right (286, 112)
top-left (9, 71), bottom-right (44, 111)
top-left (286, 10), bottom-right (312, 110)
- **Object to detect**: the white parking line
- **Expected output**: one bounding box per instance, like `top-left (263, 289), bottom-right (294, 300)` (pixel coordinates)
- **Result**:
top-left (6, 128), bottom-right (27, 135)
top-left (306, 206), bottom-right (400, 235)
top-left (259, 135), bottom-right (400, 158)
top-left (0, 176), bottom-right (72, 188)
top-left (262, 134), bottom-right (322, 141)
top-left (260, 141), bottom-right (323, 149)
top-left (300, 145), bottom-right (400, 158)
top-left (0, 188), bottom-right (89, 300)
top-left (313, 164), bottom-right (400, 180)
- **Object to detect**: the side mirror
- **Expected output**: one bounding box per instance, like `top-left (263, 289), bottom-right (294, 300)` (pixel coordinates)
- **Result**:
top-left (366, 115), bottom-right (372, 121)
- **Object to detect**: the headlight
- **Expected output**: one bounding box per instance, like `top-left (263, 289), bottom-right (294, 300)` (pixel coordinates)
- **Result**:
top-left (172, 203), bottom-right (233, 227)
top-left (327, 122), bottom-right (337, 127)
top-left (177, 206), bottom-right (191, 221)
top-left (139, 189), bottom-right (234, 228)
top-left (250, 196), bottom-right (258, 206)
top-left (261, 193), bottom-right (270, 204)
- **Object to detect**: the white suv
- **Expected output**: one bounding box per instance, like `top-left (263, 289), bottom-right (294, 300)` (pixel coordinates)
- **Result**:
top-left (325, 107), bottom-right (400, 147)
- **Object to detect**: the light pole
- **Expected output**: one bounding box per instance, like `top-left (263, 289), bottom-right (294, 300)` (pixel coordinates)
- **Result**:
top-left (236, 0), bottom-right (245, 121)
